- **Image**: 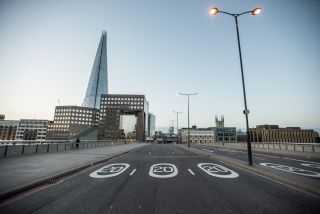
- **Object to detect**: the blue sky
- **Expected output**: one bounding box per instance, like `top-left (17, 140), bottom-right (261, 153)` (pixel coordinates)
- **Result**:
top-left (0, 0), bottom-right (319, 130)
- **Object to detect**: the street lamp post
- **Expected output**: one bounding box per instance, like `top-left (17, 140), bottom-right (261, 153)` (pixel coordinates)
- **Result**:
top-left (170, 120), bottom-right (176, 136)
top-left (178, 93), bottom-right (198, 148)
top-left (173, 111), bottom-right (182, 143)
top-left (209, 7), bottom-right (262, 165)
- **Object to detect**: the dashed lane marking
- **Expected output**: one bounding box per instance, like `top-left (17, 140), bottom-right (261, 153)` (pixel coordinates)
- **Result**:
top-left (130, 169), bottom-right (137, 176)
top-left (188, 169), bottom-right (195, 175)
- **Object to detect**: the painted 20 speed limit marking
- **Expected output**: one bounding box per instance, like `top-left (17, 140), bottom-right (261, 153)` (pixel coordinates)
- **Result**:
top-left (90, 163), bottom-right (130, 178)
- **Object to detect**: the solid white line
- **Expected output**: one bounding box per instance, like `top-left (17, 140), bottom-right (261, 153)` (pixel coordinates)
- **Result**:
top-left (201, 149), bottom-right (214, 153)
top-left (188, 169), bottom-right (195, 175)
top-left (130, 169), bottom-right (136, 176)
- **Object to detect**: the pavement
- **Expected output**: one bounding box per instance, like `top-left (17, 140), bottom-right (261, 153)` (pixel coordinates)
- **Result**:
top-left (0, 144), bottom-right (319, 214)
top-left (0, 143), bottom-right (147, 199)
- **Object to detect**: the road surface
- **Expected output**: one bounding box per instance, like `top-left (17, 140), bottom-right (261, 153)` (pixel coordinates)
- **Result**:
top-left (1, 144), bottom-right (319, 214)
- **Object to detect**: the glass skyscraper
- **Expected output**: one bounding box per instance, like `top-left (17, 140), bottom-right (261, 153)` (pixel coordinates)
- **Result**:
top-left (83, 31), bottom-right (108, 109)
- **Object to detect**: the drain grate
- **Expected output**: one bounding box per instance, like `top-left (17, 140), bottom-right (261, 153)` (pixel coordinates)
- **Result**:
top-left (47, 179), bottom-right (63, 185)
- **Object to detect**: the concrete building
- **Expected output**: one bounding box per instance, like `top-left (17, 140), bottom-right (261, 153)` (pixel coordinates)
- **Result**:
top-left (212, 116), bottom-right (237, 142)
top-left (0, 120), bottom-right (19, 140)
top-left (148, 113), bottom-right (156, 137)
top-left (181, 126), bottom-right (214, 144)
top-left (98, 94), bottom-right (149, 141)
top-left (83, 31), bottom-right (108, 109)
top-left (15, 119), bottom-right (50, 140)
top-left (250, 125), bottom-right (316, 143)
top-left (46, 106), bottom-right (99, 140)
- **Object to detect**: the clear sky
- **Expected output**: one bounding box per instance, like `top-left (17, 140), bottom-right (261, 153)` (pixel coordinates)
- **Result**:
top-left (0, 0), bottom-right (319, 130)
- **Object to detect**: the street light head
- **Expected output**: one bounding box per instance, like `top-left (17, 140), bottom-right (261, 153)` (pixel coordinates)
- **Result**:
top-left (209, 7), bottom-right (219, 15)
top-left (252, 7), bottom-right (262, 15)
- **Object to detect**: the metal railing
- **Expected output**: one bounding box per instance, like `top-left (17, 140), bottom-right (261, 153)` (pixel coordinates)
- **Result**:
top-left (212, 141), bottom-right (320, 153)
top-left (0, 139), bottom-right (134, 158)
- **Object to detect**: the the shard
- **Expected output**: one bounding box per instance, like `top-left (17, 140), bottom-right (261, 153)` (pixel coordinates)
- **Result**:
top-left (83, 31), bottom-right (108, 109)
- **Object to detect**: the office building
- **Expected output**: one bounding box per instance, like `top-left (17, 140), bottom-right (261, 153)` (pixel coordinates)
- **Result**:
top-left (0, 120), bottom-right (19, 140)
top-left (98, 94), bottom-right (149, 141)
top-left (15, 119), bottom-right (50, 140)
top-left (212, 116), bottom-right (237, 142)
top-left (181, 126), bottom-right (214, 144)
top-left (250, 125), bottom-right (316, 143)
top-left (47, 106), bottom-right (99, 140)
top-left (148, 113), bottom-right (156, 137)
top-left (83, 31), bottom-right (108, 109)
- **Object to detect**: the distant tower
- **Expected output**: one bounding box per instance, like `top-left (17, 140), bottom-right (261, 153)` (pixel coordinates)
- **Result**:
top-left (83, 31), bottom-right (108, 109)
top-left (215, 115), bottom-right (224, 128)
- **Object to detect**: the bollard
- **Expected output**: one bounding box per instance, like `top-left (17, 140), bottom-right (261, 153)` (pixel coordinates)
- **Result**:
top-left (47, 144), bottom-right (50, 153)
top-left (36, 144), bottom-right (39, 153)
top-left (312, 145), bottom-right (314, 153)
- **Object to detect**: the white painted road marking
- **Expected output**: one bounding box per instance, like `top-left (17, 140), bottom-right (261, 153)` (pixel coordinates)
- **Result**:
top-left (90, 163), bottom-right (130, 178)
top-left (300, 163), bottom-right (320, 170)
top-left (197, 163), bottom-right (239, 178)
top-left (188, 169), bottom-right (195, 175)
top-left (201, 149), bottom-right (214, 153)
top-left (130, 169), bottom-right (137, 176)
top-left (259, 163), bottom-right (320, 178)
top-left (149, 163), bottom-right (178, 178)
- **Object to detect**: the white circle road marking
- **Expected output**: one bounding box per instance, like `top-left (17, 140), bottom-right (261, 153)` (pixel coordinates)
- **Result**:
top-left (197, 163), bottom-right (239, 178)
top-left (149, 163), bottom-right (178, 178)
top-left (90, 163), bottom-right (130, 178)
top-left (259, 163), bottom-right (320, 178)
top-left (300, 163), bottom-right (320, 170)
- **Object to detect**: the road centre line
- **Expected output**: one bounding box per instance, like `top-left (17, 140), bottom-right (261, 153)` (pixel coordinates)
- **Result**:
top-left (130, 169), bottom-right (137, 176)
top-left (188, 169), bottom-right (195, 175)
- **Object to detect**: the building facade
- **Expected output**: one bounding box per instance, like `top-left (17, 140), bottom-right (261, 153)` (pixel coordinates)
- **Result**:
top-left (0, 114), bottom-right (5, 120)
top-left (181, 127), bottom-right (214, 144)
top-left (98, 94), bottom-right (149, 141)
top-left (0, 120), bottom-right (19, 140)
top-left (46, 106), bottom-right (99, 140)
top-left (148, 113), bottom-right (156, 137)
top-left (212, 116), bottom-right (237, 142)
top-left (15, 119), bottom-right (50, 140)
top-left (250, 125), bottom-right (316, 143)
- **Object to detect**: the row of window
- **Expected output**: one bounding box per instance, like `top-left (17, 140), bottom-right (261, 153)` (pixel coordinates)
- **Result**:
top-left (101, 106), bottom-right (143, 110)
top-left (102, 97), bottom-right (143, 101)
top-left (55, 113), bottom-right (98, 117)
top-left (55, 116), bottom-right (96, 121)
top-left (56, 108), bottom-right (97, 114)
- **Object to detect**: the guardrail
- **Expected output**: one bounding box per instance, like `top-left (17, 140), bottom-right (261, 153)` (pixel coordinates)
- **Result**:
top-left (0, 140), bottom-right (133, 158)
top-left (213, 142), bottom-right (320, 153)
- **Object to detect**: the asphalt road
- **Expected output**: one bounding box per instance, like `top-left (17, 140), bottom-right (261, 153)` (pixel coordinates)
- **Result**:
top-left (1, 144), bottom-right (319, 214)
top-left (192, 144), bottom-right (320, 187)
